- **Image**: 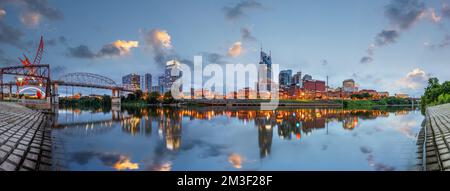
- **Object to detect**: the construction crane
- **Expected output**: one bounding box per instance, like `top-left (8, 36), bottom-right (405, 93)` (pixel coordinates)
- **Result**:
top-left (16, 36), bottom-right (45, 98)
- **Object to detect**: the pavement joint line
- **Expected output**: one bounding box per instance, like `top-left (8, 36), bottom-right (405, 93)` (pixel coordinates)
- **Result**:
top-left (0, 102), bottom-right (53, 171)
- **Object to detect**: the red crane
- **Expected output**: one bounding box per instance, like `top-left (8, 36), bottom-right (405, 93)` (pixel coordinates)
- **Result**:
top-left (16, 36), bottom-right (45, 98)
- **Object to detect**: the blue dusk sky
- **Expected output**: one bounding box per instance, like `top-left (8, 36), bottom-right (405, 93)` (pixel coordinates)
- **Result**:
top-left (0, 0), bottom-right (449, 96)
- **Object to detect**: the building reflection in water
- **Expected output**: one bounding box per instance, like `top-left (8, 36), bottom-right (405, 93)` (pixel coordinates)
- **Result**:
top-left (57, 106), bottom-right (414, 159)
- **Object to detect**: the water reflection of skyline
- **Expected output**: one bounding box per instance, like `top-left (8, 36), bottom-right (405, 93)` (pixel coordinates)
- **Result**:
top-left (54, 107), bottom-right (415, 160)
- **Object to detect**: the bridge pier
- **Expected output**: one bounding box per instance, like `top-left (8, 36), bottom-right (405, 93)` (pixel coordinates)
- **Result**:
top-left (112, 89), bottom-right (121, 106)
top-left (51, 83), bottom-right (59, 105)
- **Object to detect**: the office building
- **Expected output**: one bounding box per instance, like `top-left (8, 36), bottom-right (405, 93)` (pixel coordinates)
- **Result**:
top-left (303, 80), bottom-right (326, 92)
top-left (292, 71), bottom-right (302, 86)
top-left (258, 49), bottom-right (273, 91)
top-left (158, 59), bottom-right (183, 93)
top-left (279, 70), bottom-right (292, 87)
top-left (343, 79), bottom-right (357, 93)
top-left (144, 73), bottom-right (152, 92)
top-left (122, 73), bottom-right (141, 91)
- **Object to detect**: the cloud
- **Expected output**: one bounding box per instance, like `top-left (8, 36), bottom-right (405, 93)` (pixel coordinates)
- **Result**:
top-left (360, 56), bottom-right (373, 64)
top-left (241, 26), bottom-right (256, 41)
top-left (46, 36), bottom-right (67, 46)
top-left (360, 146), bottom-right (373, 154)
top-left (223, 0), bottom-right (263, 21)
top-left (18, 0), bottom-right (63, 26)
top-left (0, 21), bottom-right (25, 48)
top-left (149, 162), bottom-right (172, 171)
top-left (70, 151), bottom-right (139, 170)
top-left (228, 153), bottom-right (243, 169)
top-left (20, 12), bottom-right (41, 27)
top-left (384, 0), bottom-right (426, 30)
top-left (0, 0), bottom-right (61, 47)
top-left (441, 4), bottom-right (450, 19)
top-left (228, 41), bottom-right (243, 57)
top-left (429, 8), bottom-right (442, 23)
top-left (395, 68), bottom-right (429, 91)
top-left (201, 52), bottom-right (227, 64)
top-left (367, 154), bottom-right (396, 171)
top-left (375, 30), bottom-right (400, 46)
top-left (142, 29), bottom-right (175, 65)
top-left (0, 49), bottom-right (16, 66)
top-left (51, 65), bottom-right (66, 78)
top-left (67, 45), bottom-right (97, 59)
top-left (144, 29), bottom-right (172, 49)
top-left (67, 40), bottom-right (138, 59)
top-left (425, 34), bottom-right (450, 49)
top-left (351, 73), bottom-right (383, 87)
top-left (113, 40), bottom-right (139, 53)
top-left (1, 0), bottom-right (63, 26)
top-left (361, 0), bottom-right (426, 64)
top-left (98, 40), bottom-right (139, 57)
top-left (112, 156), bottom-right (139, 170)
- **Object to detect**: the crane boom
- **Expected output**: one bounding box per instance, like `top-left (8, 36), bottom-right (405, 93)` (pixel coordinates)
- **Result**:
top-left (32, 36), bottom-right (44, 65)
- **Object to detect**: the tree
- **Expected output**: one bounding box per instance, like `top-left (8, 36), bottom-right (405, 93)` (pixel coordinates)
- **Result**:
top-left (126, 93), bottom-right (136, 101)
top-left (163, 91), bottom-right (175, 104)
top-left (134, 90), bottom-right (143, 100)
top-left (350, 93), bottom-right (371, 100)
top-left (148, 92), bottom-right (161, 104)
top-left (421, 77), bottom-right (450, 112)
top-left (102, 94), bottom-right (111, 105)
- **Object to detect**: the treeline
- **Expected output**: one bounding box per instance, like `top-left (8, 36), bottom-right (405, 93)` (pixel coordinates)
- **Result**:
top-left (421, 78), bottom-right (450, 111)
top-left (59, 95), bottom-right (111, 110)
top-left (343, 97), bottom-right (413, 108)
top-left (121, 90), bottom-right (177, 105)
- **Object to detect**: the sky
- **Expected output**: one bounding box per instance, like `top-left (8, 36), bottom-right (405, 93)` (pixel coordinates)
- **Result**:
top-left (1, 0), bottom-right (450, 97)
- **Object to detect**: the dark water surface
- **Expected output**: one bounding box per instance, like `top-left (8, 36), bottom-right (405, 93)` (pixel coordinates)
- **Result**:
top-left (52, 106), bottom-right (423, 171)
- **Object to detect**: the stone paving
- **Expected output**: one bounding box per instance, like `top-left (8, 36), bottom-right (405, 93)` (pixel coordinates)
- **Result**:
top-left (0, 102), bottom-right (52, 171)
top-left (417, 103), bottom-right (450, 171)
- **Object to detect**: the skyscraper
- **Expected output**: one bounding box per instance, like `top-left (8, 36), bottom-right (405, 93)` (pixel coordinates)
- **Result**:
top-left (158, 75), bottom-right (165, 93)
top-left (144, 73), bottom-right (152, 93)
top-left (258, 49), bottom-right (273, 91)
top-left (292, 71), bottom-right (302, 87)
top-left (122, 73), bottom-right (141, 91)
top-left (160, 59), bottom-right (183, 93)
top-left (279, 70), bottom-right (292, 86)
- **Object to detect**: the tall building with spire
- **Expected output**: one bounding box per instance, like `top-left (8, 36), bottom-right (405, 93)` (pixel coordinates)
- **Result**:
top-left (258, 48), bottom-right (273, 92)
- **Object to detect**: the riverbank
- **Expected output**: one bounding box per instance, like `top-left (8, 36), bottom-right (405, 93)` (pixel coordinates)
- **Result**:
top-left (0, 102), bottom-right (53, 171)
top-left (119, 98), bottom-right (416, 109)
top-left (417, 103), bottom-right (450, 171)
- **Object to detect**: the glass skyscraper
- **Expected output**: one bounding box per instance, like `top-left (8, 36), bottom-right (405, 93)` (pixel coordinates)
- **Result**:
top-left (258, 49), bottom-right (273, 91)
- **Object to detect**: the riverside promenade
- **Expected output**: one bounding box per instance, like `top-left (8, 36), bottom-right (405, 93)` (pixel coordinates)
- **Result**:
top-left (0, 102), bottom-right (52, 171)
top-left (417, 103), bottom-right (450, 171)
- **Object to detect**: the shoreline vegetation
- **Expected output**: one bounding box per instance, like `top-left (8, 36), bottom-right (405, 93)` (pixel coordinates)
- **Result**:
top-left (58, 90), bottom-right (418, 110)
top-left (420, 77), bottom-right (450, 113)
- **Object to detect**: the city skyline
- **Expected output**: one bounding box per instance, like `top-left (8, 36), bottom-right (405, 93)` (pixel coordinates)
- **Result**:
top-left (1, 0), bottom-right (450, 97)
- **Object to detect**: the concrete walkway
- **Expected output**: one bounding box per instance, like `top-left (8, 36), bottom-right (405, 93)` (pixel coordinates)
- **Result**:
top-left (0, 102), bottom-right (52, 171)
top-left (417, 103), bottom-right (450, 171)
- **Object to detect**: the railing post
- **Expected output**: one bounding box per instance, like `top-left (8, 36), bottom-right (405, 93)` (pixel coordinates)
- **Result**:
top-left (0, 70), bottom-right (3, 101)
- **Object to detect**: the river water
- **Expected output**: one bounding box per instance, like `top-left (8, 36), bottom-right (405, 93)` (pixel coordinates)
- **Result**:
top-left (52, 106), bottom-right (423, 171)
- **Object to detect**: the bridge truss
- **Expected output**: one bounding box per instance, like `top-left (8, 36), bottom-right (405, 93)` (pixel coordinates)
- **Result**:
top-left (56, 72), bottom-right (133, 92)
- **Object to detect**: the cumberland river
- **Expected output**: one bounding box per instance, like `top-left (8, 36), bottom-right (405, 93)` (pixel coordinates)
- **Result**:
top-left (51, 106), bottom-right (423, 171)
